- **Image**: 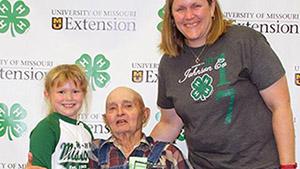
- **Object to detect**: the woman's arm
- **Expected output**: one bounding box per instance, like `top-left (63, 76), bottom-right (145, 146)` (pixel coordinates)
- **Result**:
top-left (150, 108), bottom-right (184, 142)
top-left (260, 75), bottom-right (296, 164)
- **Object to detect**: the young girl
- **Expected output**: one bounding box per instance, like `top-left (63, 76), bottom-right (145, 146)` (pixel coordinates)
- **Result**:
top-left (29, 64), bottom-right (93, 169)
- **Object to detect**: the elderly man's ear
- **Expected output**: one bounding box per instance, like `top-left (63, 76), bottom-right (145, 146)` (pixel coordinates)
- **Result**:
top-left (142, 107), bottom-right (150, 127)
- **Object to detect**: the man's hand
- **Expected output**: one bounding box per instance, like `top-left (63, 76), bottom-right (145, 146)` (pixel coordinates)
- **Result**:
top-left (25, 152), bottom-right (46, 169)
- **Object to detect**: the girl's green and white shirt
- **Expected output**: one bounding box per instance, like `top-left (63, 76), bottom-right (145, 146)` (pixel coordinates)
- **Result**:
top-left (30, 112), bottom-right (93, 169)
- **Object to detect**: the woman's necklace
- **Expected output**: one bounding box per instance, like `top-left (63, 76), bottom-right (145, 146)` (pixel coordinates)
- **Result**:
top-left (188, 45), bottom-right (207, 64)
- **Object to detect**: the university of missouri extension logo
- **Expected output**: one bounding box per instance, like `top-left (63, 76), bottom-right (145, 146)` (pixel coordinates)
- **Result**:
top-left (295, 66), bottom-right (300, 86)
top-left (295, 73), bottom-right (300, 86)
top-left (52, 17), bottom-right (63, 30)
top-left (51, 9), bottom-right (136, 32)
top-left (224, 12), bottom-right (299, 34)
top-left (131, 63), bottom-right (158, 83)
top-left (132, 70), bottom-right (143, 83)
top-left (0, 103), bottom-right (27, 141)
top-left (0, 0), bottom-right (30, 37)
top-left (0, 59), bottom-right (53, 81)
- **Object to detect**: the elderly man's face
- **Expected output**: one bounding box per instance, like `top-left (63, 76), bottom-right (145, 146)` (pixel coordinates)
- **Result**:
top-left (105, 88), bottom-right (146, 136)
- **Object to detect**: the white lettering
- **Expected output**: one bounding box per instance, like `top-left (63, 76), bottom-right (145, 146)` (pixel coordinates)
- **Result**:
top-left (178, 63), bottom-right (212, 83)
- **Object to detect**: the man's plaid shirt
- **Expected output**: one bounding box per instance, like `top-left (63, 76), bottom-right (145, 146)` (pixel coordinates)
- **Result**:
top-left (89, 134), bottom-right (192, 169)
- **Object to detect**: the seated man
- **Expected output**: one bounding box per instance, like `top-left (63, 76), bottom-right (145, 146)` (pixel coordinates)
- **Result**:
top-left (90, 86), bottom-right (191, 169)
top-left (27, 86), bottom-right (191, 169)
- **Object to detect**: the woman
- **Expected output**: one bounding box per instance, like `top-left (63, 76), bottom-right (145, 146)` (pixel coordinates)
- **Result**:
top-left (150, 0), bottom-right (296, 168)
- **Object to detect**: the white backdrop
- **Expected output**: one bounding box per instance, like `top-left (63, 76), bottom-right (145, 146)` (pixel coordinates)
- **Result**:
top-left (0, 0), bottom-right (299, 168)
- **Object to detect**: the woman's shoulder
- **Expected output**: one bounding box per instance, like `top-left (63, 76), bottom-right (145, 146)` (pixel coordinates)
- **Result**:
top-left (160, 53), bottom-right (175, 61)
top-left (158, 54), bottom-right (175, 69)
top-left (159, 51), bottom-right (185, 65)
top-left (225, 24), bottom-right (264, 40)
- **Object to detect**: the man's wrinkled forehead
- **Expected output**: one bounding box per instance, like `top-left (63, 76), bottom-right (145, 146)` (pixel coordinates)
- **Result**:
top-left (106, 99), bottom-right (135, 107)
top-left (106, 94), bottom-right (137, 107)
top-left (105, 87), bottom-right (143, 108)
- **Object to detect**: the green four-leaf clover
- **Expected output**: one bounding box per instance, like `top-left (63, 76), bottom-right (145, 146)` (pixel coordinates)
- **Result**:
top-left (177, 128), bottom-right (185, 141)
top-left (157, 6), bottom-right (164, 32)
top-left (191, 74), bottom-right (214, 101)
top-left (75, 54), bottom-right (111, 91)
top-left (0, 103), bottom-right (27, 141)
top-left (0, 0), bottom-right (30, 37)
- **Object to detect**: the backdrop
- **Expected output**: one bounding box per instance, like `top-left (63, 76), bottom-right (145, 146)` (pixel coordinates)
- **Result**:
top-left (0, 0), bottom-right (299, 168)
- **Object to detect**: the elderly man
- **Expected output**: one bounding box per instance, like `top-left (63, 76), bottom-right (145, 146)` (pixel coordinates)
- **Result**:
top-left (89, 86), bottom-right (191, 169)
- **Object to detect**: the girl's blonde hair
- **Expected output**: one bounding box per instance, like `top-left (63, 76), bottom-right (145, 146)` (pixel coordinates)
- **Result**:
top-left (159, 0), bottom-right (233, 57)
top-left (44, 64), bottom-right (89, 114)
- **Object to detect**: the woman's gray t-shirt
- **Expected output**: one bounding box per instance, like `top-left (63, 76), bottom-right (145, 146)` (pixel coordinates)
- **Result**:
top-left (157, 25), bottom-right (285, 169)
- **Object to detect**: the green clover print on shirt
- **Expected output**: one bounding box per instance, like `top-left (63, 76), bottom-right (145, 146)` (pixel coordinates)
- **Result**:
top-left (0, 103), bottom-right (27, 141)
top-left (191, 73), bottom-right (214, 101)
top-left (75, 54), bottom-right (111, 91)
top-left (0, 0), bottom-right (30, 37)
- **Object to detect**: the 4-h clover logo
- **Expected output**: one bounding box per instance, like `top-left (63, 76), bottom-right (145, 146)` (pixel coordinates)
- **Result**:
top-left (0, 0), bottom-right (30, 37)
top-left (0, 103), bottom-right (27, 141)
top-left (177, 128), bottom-right (185, 141)
top-left (75, 54), bottom-right (111, 91)
top-left (191, 74), bottom-right (214, 101)
top-left (157, 6), bottom-right (164, 32)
